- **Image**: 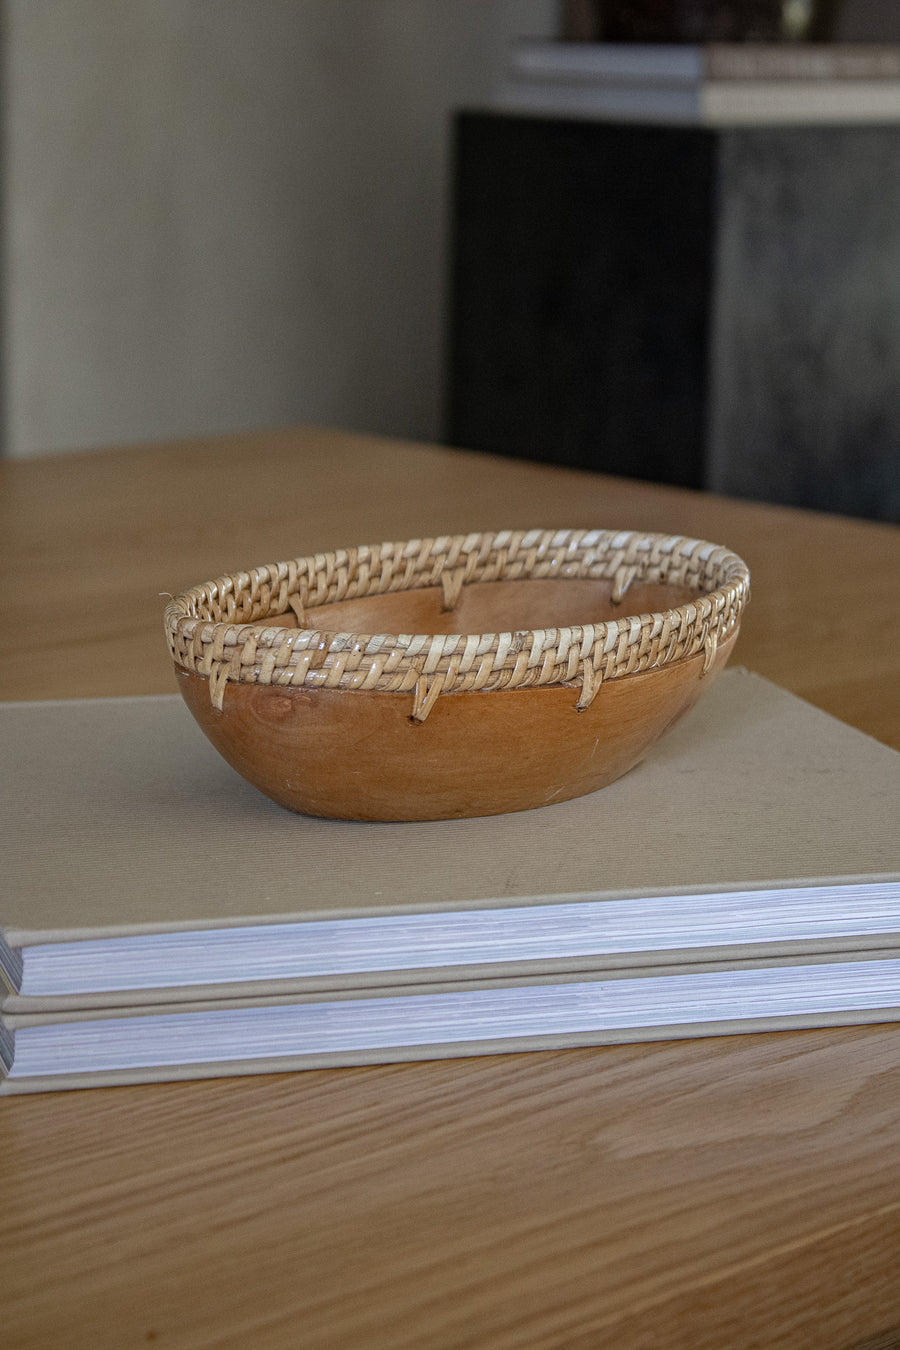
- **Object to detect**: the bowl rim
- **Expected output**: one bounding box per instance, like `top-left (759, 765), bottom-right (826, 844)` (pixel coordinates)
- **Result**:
top-left (164, 528), bottom-right (750, 719)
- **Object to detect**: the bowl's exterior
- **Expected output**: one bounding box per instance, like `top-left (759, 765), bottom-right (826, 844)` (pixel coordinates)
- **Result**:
top-left (173, 628), bottom-right (738, 820)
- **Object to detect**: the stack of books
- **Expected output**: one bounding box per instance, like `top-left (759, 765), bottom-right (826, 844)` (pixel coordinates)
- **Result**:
top-left (493, 40), bottom-right (900, 124)
top-left (2, 669), bottom-right (898, 1092)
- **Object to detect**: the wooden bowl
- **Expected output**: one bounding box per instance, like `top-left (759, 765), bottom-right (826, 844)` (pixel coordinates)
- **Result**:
top-left (164, 529), bottom-right (750, 820)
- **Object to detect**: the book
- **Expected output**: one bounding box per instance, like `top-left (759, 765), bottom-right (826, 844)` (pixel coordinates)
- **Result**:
top-left (510, 41), bottom-right (900, 84)
top-left (494, 40), bottom-right (900, 125)
top-left (4, 951), bottom-right (900, 1093)
top-left (3, 668), bottom-right (900, 1092)
top-left (1, 669), bottom-right (898, 1018)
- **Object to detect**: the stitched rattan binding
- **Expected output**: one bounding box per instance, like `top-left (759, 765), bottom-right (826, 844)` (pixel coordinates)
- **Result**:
top-left (164, 528), bottom-right (749, 721)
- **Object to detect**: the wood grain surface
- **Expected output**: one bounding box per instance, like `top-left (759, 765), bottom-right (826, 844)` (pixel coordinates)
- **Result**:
top-left (2, 427), bottom-right (900, 1350)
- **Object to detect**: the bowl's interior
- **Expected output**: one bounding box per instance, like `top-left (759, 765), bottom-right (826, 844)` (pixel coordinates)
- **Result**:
top-left (246, 576), bottom-right (703, 637)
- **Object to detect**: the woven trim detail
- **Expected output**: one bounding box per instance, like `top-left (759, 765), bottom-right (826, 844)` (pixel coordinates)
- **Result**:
top-left (164, 529), bottom-right (750, 718)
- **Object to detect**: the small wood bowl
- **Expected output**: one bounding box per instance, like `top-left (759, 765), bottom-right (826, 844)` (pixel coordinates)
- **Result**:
top-left (164, 529), bottom-right (749, 820)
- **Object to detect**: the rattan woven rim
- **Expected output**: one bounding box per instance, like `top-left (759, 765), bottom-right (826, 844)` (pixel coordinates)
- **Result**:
top-left (164, 528), bottom-right (750, 720)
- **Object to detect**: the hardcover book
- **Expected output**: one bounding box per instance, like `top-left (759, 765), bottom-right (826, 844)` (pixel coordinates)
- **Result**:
top-left (494, 40), bottom-right (900, 124)
top-left (2, 670), bottom-right (899, 1091)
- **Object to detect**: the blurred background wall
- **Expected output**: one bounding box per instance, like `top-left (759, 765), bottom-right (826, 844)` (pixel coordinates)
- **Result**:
top-left (1, 0), bottom-right (893, 461)
top-left (2, 0), bottom-right (555, 458)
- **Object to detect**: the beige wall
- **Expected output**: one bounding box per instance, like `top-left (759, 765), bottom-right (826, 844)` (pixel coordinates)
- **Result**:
top-left (3, 1), bottom-right (556, 457)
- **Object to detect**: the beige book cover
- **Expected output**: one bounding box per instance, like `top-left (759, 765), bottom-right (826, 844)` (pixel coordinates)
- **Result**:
top-left (2, 669), bottom-right (899, 1013)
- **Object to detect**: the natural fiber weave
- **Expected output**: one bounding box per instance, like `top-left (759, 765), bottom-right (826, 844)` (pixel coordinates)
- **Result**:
top-left (164, 529), bottom-right (750, 720)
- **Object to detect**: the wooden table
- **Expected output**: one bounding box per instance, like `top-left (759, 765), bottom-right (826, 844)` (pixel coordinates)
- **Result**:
top-left (2, 427), bottom-right (899, 1350)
